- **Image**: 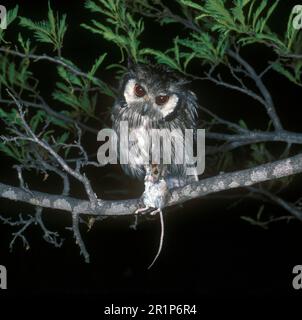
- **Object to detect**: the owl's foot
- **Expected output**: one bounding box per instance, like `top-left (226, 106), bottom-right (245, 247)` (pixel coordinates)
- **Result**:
top-left (135, 206), bottom-right (160, 215)
top-left (150, 208), bottom-right (160, 216)
top-left (135, 206), bottom-right (151, 214)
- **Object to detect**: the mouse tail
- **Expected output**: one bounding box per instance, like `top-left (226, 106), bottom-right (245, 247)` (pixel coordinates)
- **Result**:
top-left (148, 209), bottom-right (164, 269)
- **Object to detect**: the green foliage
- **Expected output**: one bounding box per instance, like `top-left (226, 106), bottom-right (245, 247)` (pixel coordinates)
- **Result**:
top-left (53, 66), bottom-right (98, 119)
top-left (51, 52), bottom-right (114, 119)
top-left (140, 32), bottom-right (227, 70)
top-left (177, 0), bottom-right (284, 52)
top-left (0, 0), bottom-right (302, 168)
top-left (249, 143), bottom-right (274, 165)
top-left (87, 53), bottom-right (107, 79)
top-left (81, 0), bottom-right (302, 81)
top-left (238, 119), bottom-right (248, 130)
top-left (82, 0), bottom-right (144, 62)
top-left (0, 56), bottom-right (34, 93)
top-left (0, 106), bottom-right (72, 162)
top-left (286, 7), bottom-right (301, 51)
top-left (181, 0), bottom-right (280, 34)
top-left (17, 33), bottom-right (32, 55)
top-left (0, 140), bottom-right (26, 162)
top-left (179, 32), bottom-right (228, 66)
top-left (0, 107), bottom-right (21, 127)
top-left (271, 61), bottom-right (302, 87)
top-left (19, 2), bottom-right (67, 55)
top-left (0, 5), bottom-right (19, 43)
top-left (140, 48), bottom-right (182, 72)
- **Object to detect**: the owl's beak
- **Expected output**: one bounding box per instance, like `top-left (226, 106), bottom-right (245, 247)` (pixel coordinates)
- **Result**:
top-left (141, 103), bottom-right (149, 115)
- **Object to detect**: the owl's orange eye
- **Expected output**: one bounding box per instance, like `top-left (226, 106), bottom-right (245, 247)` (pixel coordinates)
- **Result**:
top-left (134, 84), bottom-right (146, 97)
top-left (155, 95), bottom-right (169, 105)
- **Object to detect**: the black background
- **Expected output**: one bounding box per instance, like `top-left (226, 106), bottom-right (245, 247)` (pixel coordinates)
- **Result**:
top-left (0, 0), bottom-right (302, 310)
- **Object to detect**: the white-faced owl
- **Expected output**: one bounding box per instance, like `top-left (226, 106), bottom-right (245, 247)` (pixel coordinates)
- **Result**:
top-left (112, 63), bottom-right (199, 188)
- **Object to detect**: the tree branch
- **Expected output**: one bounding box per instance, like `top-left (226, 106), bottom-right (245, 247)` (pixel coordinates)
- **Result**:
top-left (248, 187), bottom-right (302, 221)
top-left (0, 98), bottom-right (99, 135)
top-left (0, 48), bottom-right (116, 95)
top-left (206, 130), bottom-right (302, 144)
top-left (227, 49), bottom-right (283, 131)
top-left (1, 153), bottom-right (301, 216)
top-left (0, 47), bottom-right (106, 89)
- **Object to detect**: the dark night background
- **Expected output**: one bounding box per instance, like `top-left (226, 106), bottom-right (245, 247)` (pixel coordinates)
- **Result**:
top-left (0, 0), bottom-right (302, 310)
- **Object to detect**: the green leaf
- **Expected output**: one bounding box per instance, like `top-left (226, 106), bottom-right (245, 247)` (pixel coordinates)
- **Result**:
top-left (57, 66), bottom-right (83, 87)
top-left (231, 0), bottom-right (246, 26)
top-left (19, 1), bottom-right (67, 53)
top-left (49, 115), bottom-right (70, 129)
top-left (252, 0), bottom-right (267, 29)
top-left (247, 0), bottom-right (257, 22)
top-left (0, 5), bottom-right (19, 42)
top-left (239, 119), bottom-right (248, 129)
top-left (183, 52), bottom-right (196, 70)
top-left (0, 143), bottom-right (20, 161)
top-left (205, 0), bottom-right (236, 29)
top-left (18, 33), bottom-right (31, 54)
top-left (57, 131), bottom-right (69, 144)
top-left (271, 62), bottom-right (302, 86)
top-left (30, 110), bottom-right (46, 132)
top-left (179, 0), bottom-right (204, 12)
top-left (6, 5), bottom-right (19, 26)
top-left (87, 53), bottom-right (107, 79)
top-left (8, 63), bottom-right (15, 85)
top-left (140, 48), bottom-right (181, 71)
top-left (259, 0), bottom-right (279, 33)
top-left (19, 17), bottom-right (53, 44)
top-left (83, 0), bottom-right (144, 61)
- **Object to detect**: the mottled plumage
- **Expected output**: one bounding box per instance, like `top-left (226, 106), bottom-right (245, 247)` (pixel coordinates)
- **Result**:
top-left (112, 63), bottom-right (199, 187)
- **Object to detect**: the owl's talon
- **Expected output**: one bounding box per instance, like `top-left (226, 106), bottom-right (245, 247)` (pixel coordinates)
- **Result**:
top-left (135, 206), bottom-right (150, 214)
top-left (150, 208), bottom-right (160, 216)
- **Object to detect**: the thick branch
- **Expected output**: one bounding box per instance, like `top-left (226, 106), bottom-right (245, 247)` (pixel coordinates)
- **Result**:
top-left (1, 153), bottom-right (302, 216)
top-left (206, 130), bottom-right (302, 145)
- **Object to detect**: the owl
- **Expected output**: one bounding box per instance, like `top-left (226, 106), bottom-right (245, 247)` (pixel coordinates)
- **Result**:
top-left (112, 62), bottom-right (199, 188)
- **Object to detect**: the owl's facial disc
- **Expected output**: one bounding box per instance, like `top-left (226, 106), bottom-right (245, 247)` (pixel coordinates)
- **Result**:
top-left (124, 79), bottom-right (146, 105)
top-left (158, 93), bottom-right (179, 118)
top-left (123, 78), bottom-right (179, 120)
